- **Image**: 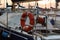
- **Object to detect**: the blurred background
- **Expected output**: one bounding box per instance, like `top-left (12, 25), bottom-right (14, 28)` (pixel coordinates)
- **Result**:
top-left (0, 0), bottom-right (59, 9)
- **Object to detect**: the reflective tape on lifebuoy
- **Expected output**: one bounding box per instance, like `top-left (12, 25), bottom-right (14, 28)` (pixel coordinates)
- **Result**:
top-left (21, 12), bottom-right (34, 32)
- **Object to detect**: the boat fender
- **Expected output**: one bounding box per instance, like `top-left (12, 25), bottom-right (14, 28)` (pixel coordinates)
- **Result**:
top-left (2, 31), bottom-right (10, 38)
top-left (50, 19), bottom-right (55, 25)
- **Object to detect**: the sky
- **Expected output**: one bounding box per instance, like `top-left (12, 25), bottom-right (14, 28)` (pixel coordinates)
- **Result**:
top-left (0, 0), bottom-right (60, 9)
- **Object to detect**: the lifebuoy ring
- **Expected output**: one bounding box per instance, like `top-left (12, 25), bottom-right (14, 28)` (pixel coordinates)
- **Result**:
top-left (37, 16), bottom-right (45, 24)
top-left (37, 17), bottom-right (44, 24)
top-left (21, 12), bottom-right (34, 32)
top-left (36, 15), bottom-right (46, 26)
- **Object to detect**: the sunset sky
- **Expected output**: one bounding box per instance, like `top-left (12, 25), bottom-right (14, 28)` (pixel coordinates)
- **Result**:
top-left (0, 0), bottom-right (60, 9)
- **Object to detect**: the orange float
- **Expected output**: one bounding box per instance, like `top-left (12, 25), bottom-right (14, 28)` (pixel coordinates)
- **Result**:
top-left (36, 16), bottom-right (45, 26)
top-left (21, 12), bottom-right (34, 32)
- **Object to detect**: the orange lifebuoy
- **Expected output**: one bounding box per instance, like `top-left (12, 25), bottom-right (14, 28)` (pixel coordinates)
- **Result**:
top-left (36, 15), bottom-right (45, 26)
top-left (21, 12), bottom-right (34, 32)
top-left (37, 17), bottom-right (44, 24)
top-left (37, 16), bottom-right (47, 26)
